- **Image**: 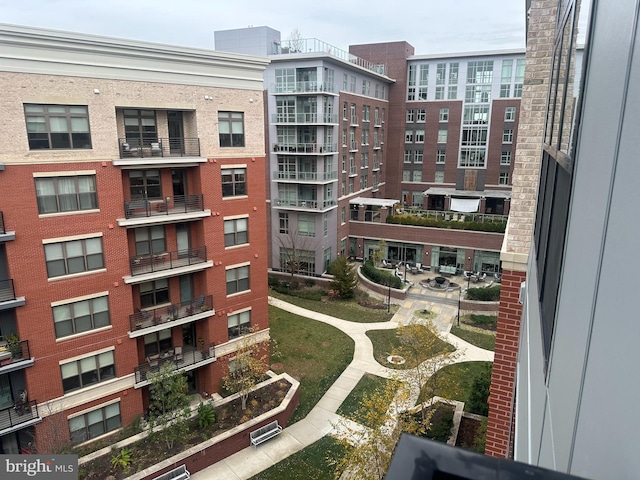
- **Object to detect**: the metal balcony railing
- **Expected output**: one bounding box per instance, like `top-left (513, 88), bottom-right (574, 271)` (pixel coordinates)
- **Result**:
top-left (0, 211), bottom-right (5, 234)
top-left (124, 194), bottom-right (205, 219)
top-left (134, 343), bottom-right (215, 384)
top-left (118, 138), bottom-right (201, 158)
top-left (350, 115), bottom-right (359, 126)
top-left (273, 143), bottom-right (337, 154)
top-left (0, 279), bottom-right (16, 303)
top-left (349, 142), bottom-right (359, 151)
top-left (130, 295), bottom-right (213, 332)
top-left (129, 246), bottom-right (207, 276)
top-left (0, 339), bottom-right (30, 367)
top-left (0, 400), bottom-right (39, 432)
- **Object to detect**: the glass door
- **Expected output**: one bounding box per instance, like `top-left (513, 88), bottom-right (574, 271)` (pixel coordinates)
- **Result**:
top-left (176, 223), bottom-right (190, 258)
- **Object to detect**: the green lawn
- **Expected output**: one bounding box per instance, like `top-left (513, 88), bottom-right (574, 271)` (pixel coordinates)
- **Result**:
top-left (269, 305), bottom-right (354, 423)
top-left (336, 373), bottom-right (399, 427)
top-left (418, 361), bottom-right (492, 411)
top-left (270, 289), bottom-right (394, 323)
top-left (248, 435), bottom-right (346, 480)
top-left (366, 327), bottom-right (455, 369)
top-left (450, 326), bottom-right (496, 351)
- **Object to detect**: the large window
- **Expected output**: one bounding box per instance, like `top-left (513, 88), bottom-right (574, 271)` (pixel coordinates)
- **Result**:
top-left (226, 265), bottom-right (250, 295)
top-left (69, 402), bottom-right (121, 444)
top-left (502, 129), bottom-right (514, 143)
top-left (139, 279), bottom-right (169, 308)
top-left (45, 237), bottom-right (104, 278)
top-left (279, 212), bottom-right (289, 234)
top-left (298, 214), bottom-right (316, 237)
top-left (466, 60), bottom-right (494, 84)
top-left (499, 172), bottom-right (510, 185)
top-left (437, 129), bottom-right (448, 143)
top-left (53, 295), bottom-right (110, 338)
top-left (129, 170), bottom-right (161, 200)
top-left (224, 217), bottom-right (248, 247)
top-left (505, 107), bottom-right (517, 121)
top-left (144, 330), bottom-right (172, 357)
top-left (228, 310), bottom-right (251, 339)
top-left (124, 109), bottom-right (157, 147)
top-left (61, 351), bottom-right (115, 393)
top-left (24, 104), bottom-right (91, 150)
top-left (218, 112), bottom-right (245, 147)
top-left (279, 248), bottom-right (315, 275)
top-left (134, 226), bottom-right (165, 256)
top-left (222, 168), bottom-right (246, 197)
top-left (35, 175), bottom-right (97, 214)
top-left (459, 149), bottom-right (486, 168)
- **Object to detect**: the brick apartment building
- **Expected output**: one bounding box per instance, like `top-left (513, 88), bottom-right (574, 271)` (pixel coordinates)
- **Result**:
top-left (216, 28), bottom-right (525, 277)
top-left (0, 24), bottom-right (269, 453)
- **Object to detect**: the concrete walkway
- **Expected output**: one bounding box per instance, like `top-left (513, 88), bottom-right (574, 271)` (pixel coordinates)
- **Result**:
top-left (191, 294), bottom-right (494, 479)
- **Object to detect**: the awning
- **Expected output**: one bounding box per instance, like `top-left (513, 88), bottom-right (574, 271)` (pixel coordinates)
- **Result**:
top-left (348, 197), bottom-right (399, 208)
top-left (450, 197), bottom-right (480, 213)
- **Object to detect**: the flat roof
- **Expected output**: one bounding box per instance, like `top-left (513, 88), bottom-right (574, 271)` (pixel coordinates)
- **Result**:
top-left (409, 48), bottom-right (525, 61)
top-left (423, 188), bottom-right (512, 199)
top-left (349, 197), bottom-right (399, 207)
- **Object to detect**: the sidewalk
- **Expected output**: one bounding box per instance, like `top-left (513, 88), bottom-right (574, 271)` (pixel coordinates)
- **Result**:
top-left (191, 295), bottom-right (493, 479)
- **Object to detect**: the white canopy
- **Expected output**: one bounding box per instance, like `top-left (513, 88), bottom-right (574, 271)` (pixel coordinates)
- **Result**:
top-left (348, 197), bottom-right (399, 207)
top-left (450, 197), bottom-right (480, 213)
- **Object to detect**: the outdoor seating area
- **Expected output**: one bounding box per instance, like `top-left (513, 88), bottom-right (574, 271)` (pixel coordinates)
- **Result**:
top-left (464, 271), bottom-right (488, 283)
top-left (130, 295), bottom-right (213, 332)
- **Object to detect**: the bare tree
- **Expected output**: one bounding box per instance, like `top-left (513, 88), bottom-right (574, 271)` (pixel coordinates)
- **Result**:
top-left (286, 28), bottom-right (304, 53)
top-left (277, 229), bottom-right (315, 282)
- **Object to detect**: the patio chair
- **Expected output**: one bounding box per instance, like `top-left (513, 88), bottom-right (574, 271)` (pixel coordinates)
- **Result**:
top-left (174, 345), bottom-right (183, 364)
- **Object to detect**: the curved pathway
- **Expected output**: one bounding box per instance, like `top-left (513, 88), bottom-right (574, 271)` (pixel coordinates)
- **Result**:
top-left (192, 296), bottom-right (493, 479)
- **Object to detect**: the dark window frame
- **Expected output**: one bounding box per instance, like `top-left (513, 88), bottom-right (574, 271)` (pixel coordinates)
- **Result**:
top-left (139, 279), bottom-right (170, 309)
top-left (69, 402), bottom-right (121, 444)
top-left (227, 310), bottom-right (251, 339)
top-left (24, 104), bottom-right (92, 150)
top-left (221, 168), bottom-right (247, 197)
top-left (35, 175), bottom-right (98, 214)
top-left (224, 217), bottom-right (249, 247)
top-left (53, 295), bottom-right (111, 339)
top-left (44, 237), bottom-right (104, 278)
top-left (61, 351), bottom-right (116, 393)
top-left (218, 111), bottom-right (245, 147)
top-left (226, 265), bottom-right (250, 295)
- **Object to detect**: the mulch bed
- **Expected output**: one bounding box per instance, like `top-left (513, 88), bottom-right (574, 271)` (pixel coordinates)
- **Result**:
top-left (455, 416), bottom-right (482, 450)
top-left (80, 379), bottom-right (292, 480)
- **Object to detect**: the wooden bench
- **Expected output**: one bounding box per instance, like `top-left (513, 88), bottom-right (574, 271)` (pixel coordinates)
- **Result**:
top-left (250, 420), bottom-right (283, 447)
top-left (152, 464), bottom-right (190, 480)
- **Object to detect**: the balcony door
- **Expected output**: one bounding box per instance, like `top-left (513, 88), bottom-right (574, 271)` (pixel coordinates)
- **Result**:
top-left (172, 169), bottom-right (187, 205)
top-left (124, 109), bottom-right (157, 147)
top-left (0, 375), bottom-right (12, 409)
top-left (167, 111), bottom-right (184, 155)
top-left (176, 223), bottom-right (190, 258)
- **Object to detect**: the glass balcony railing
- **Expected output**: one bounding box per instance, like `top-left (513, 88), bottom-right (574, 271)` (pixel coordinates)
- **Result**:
top-left (272, 171), bottom-right (338, 181)
top-left (273, 143), bottom-right (338, 154)
top-left (271, 113), bottom-right (338, 124)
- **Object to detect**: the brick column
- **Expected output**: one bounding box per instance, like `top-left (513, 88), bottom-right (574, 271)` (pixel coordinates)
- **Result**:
top-left (485, 0), bottom-right (557, 458)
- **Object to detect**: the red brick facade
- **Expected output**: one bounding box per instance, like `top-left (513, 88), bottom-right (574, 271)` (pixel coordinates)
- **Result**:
top-left (485, 268), bottom-right (526, 457)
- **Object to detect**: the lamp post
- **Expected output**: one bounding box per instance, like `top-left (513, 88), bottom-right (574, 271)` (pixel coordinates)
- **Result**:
top-left (457, 287), bottom-right (461, 327)
top-left (387, 280), bottom-right (391, 313)
top-left (403, 245), bottom-right (407, 283)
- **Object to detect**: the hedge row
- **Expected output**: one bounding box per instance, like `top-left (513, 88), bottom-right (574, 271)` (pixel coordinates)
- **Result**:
top-left (386, 214), bottom-right (506, 233)
top-left (465, 285), bottom-right (501, 301)
top-left (361, 260), bottom-right (403, 289)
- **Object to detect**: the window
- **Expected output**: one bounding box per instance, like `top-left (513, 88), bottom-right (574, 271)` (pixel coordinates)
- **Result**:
top-left (459, 148), bottom-right (486, 167)
top-left (350, 75), bottom-right (356, 92)
top-left (436, 63), bottom-right (446, 84)
top-left (514, 83), bottom-right (523, 97)
top-left (218, 112), bottom-right (245, 147)
top-left (224, 217), bottom-right (248, 247)
top-left (222, 168), bottom-right (246, 197)
top-left (501, 151), bottom-right (512, 165)
top-left (405, 130), bottom-right (414, 143)
top-left (501, 59), bottom-right (513, 83)
top-left (129, 170), bottom-right (161, 200)
top-left (69, 402), bottom-right (121, 444)
top-left (342, 103), bottom-right (348, 120)
top-left (499, 172), bottom-right (510, 185)
top-left (463, 105), bottom-right (489, 124)
top-left (462, 127), bottom-right (488, 146)
top-left (416, 109), bottom-right (426, 122)
top-left (342, 73), bottom-right (348, 91)
top-left (362, 105), bottom-right (370, 121)
top-left (341, 207), bottom-right (346, 224)
top-left (275, 68), bottom-right (295, 92)
top-left (465, 85), bottom-right (491, 103)
top-left (415, 151), bottom-right (424, 163)
top-left (360, 172), bottom-right (368, 189)
top-left (35, 175), bottom-right (97, 214)
top-left (53, 295), bottom-right (110, 339)
top-left (503, 129), bottom-right (514, 143)
top-left (448, 62), bottom-right (459, 83)
top-left (279, 212), bottom-right (289, 234)
top-left (505, 107), bottom-right (516, 121)
top-left (435, 171), bottom-right (445, 183)
top-left (323, 213), bottom-right (328, 236)
top-left (228, 310), bottom-right (251, 339)
top-left (435, 86), bottom-right (445, 99)
top-left (407, 64), bottom-right (416, 101)
top-left (134, 226), bottom-right (165, 256)
top-left (124, 109), bottom-right (157, 146)
top-left (45, 237), bottom-right (104, 278)
top-left (140, 279), bottom-right (169, 308)
top-left (415, 130), bottom-right (425, 143)
top-left (406, 109), bottom-right (415, 122)
top-left (348, 178), bottom-right (354, 193)
top-left (144, 330), bottom-right (172, 357)
top-left (413, 170), bottom-right (422, 182)
top-left (447, 86), bottom-right (458, 99)
top-left (436, 150), bottom-right (446, 163)
top-left (24, 104), bottom-right (91, 150)
top-left (439, 108), bottom-right (449, 122)
top-left (226, 265), bottom-right (250, 295)
top-left (298, 214), bottom-right (316, 237)
top-left (437, 129), bottom-right (448, 143)
top-left (280, 248), bottom-right (315, 275)
top-left (500, 84), bottom-right (511, 98)
top-left (61, 351), bottom-right (115, 393)
top-left (466, 60), bottom-right (494, 84)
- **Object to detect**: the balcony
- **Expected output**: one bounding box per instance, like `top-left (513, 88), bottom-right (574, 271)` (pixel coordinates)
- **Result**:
top-left (129, 295), bottom-right (214, 337)
top-left (374, 118), bottom-right (382, 127)
top-left (0, 340), bottom-right (34, 373)
top-left (273, 143), bottom-right (338, 154)
top-left (118, 138), bottom-right (201, 159)
top-left (134, 344), bottom-right (216, 387)
top-left (273, 171), bottom-right (338, 183)
top-left (270, 81), bottom-right (337, 94)
top-left (0, 400), bottom-right (40, 436)
top-left (129, 246), bottom-right (207, 276)
top-left (118, 194), bottom-right (210, 227)
top-left (0, 212), bottom-right (15, 242)
top-left (271, 113), bottom-right (338, 124)
top-left (350, 116), bottom-right (359, 126)
top-left (0, 280), bottom-right (25, 311)
top-left (273, 198), bottom-right (337, 210)
top-left (349, 141), bottom-right (359, 152)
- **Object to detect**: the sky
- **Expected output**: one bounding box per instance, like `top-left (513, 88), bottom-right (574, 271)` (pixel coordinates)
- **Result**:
top-left (1, 0), bottom-right (526, 55)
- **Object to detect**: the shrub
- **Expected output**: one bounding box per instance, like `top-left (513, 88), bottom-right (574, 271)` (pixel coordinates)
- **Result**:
top-left (473, 418), bottom-right (488, 453)
top-left (304, 278), bottom-right (315, 287)
top-left (328, 257), bottom-right (358, 299)
top-left (465, 285), bottom-right (501, 301)
top-left (466, 364), bottom-right (492, 416)
top-left (426, 407), bottom-right (454, 443)
top-left (197, 402), bottom-right (216, 428)
top-left (468, 314), bottom-right (497, 325)
top-left (361, 260), bottom-right (403, 289)
top-left (270, 283), bottom-right (325, 300)
top-left (268, 275), bottom-right (281, 287)
top-left (110, 448), bottom-right (132, 472)
top-left (386, 214), bottom-right (507, 233)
